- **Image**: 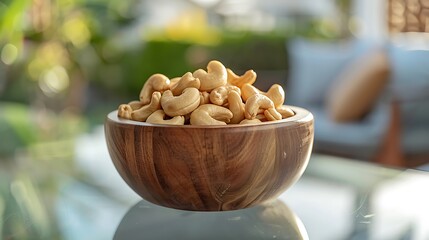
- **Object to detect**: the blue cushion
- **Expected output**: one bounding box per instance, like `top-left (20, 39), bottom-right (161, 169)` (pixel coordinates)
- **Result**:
top-left (387, 45), bottom-right (429, 113)
top-left (286, 38), bottom-right (374, 106)
top-left (388, 45), bottom-right (429, 155)
top-left (388, 45), bottom-right (429, 97)
top-left (308, 102), bottom-right (390, 160)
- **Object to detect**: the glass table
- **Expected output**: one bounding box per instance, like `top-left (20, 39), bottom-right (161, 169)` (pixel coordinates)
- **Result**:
top-left (1, 126), bottom-right (429, 240)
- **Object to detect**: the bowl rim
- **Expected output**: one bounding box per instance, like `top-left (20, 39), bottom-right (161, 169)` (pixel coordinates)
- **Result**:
top-left (106, 105), bottom-right (313, 129)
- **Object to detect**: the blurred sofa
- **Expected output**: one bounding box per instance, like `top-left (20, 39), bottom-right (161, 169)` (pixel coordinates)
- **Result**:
top-left (285, 38), bottom-right (429, 167)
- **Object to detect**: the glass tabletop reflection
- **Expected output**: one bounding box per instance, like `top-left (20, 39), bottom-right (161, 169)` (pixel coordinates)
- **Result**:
top-left (115, 199), bottom-right (307, 240)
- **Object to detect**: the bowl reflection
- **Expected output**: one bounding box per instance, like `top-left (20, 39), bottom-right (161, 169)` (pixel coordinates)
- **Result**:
top-left (114, 199), bottom-right (308, 240)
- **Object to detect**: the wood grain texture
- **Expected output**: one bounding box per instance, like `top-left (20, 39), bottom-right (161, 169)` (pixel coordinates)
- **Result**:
top-left (105, 106), bottom-right (314, 211)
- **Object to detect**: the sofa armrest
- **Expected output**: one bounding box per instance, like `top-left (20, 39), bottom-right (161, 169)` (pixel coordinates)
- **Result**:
top-left (376, 87), bottom-right (429, 167)
top-left (375, 101), bottom-right (404, 167)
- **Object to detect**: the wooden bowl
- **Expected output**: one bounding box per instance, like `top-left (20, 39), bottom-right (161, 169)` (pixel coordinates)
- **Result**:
top-left (105, 105), bottom-right (314, 211)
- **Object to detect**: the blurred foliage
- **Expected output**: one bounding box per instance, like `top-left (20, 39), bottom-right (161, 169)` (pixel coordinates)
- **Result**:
top-left (0, 0), bottom-right (141, 103)
top-left (0, 102), bottom-right (87, 159)
top-left (0, 0), bottom-right (354, 156)
top-left (0, 103), bottom-right (37, 156)
top-left (0, 103), bottom-right (86, 238)
top-left (209, 31), bottom-right (290, 71)
top-left (0, 0), bottom-right (355, 157)
top-left (0, 0), bottom-right (352, 153)
top-left (0, 172), bottom-right (60, 239)
top-left (99, 31), bottom-right (291, 99)
top-left (0, 0), bottom-right (350, 106)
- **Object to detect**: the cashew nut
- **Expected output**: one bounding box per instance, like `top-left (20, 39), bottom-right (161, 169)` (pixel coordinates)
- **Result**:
top-left (264, 84), bottom-right (285, 108)
top-left (190, 104), bottom-right (233, 125)
top-left (139, 74), bottom-right (170, 105)
top-left (227, 68), bottom-right (257, 88)
top-left (209, 85), bottom-right (241, 106)
top-left (199, 91), bottom-right (210, 106)
top-left (169, 77), bottom-right (181, 89)
top-left (161, 88), bottom-right (200, 117)
top-left (240, 119), bottom-right (262, 124)
top-left (118, 61), bottom-right (293, 125)
top-left (227, 91), bottom-right (245, 124)
top-left (146, 110), bottom-right (185, 125)
top-left (255, 113), bottom-right (267, 122)
top-left (244, 94), bottom-right (274, 119)
top-left (193, 60), bottom-right (227, 92)
top-left (277, 105), bottom-right (295, 119)
top-left (256, 108), bottom-right (265, 114)
top-left (171, 72), bottom-right (201, 96)
top-left (132, 91), bottom-right (162, 121)
top-left (118, 104), bottom-right (133, 119)
top-left (128, 100), bottom-right (144, 110)
top-left (264, 108), bottom-right (282, 121)
top-left (241, 83), bottom-right (261, 102)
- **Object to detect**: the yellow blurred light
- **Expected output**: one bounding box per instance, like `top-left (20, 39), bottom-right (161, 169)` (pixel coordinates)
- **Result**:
top-left (316, 19), bottom-right (338, 38)
top-left (27, 42), bottom-right (69, 81)
top-left (1, 43), bottom-right (18, 65)
top-left (28, 60), bottom-right (43, 80)
top-left (62, 15), bottom-right (91, 48)
top-left (40, 42), bottom-right (66, 64)
top-left (39, 66), bottom-right (70, 96)
top-left (150, 8), bottom-right (221, 45)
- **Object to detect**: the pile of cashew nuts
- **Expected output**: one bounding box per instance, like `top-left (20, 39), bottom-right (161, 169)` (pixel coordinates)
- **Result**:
top-left (117, 60), bottom-right (295, 125)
